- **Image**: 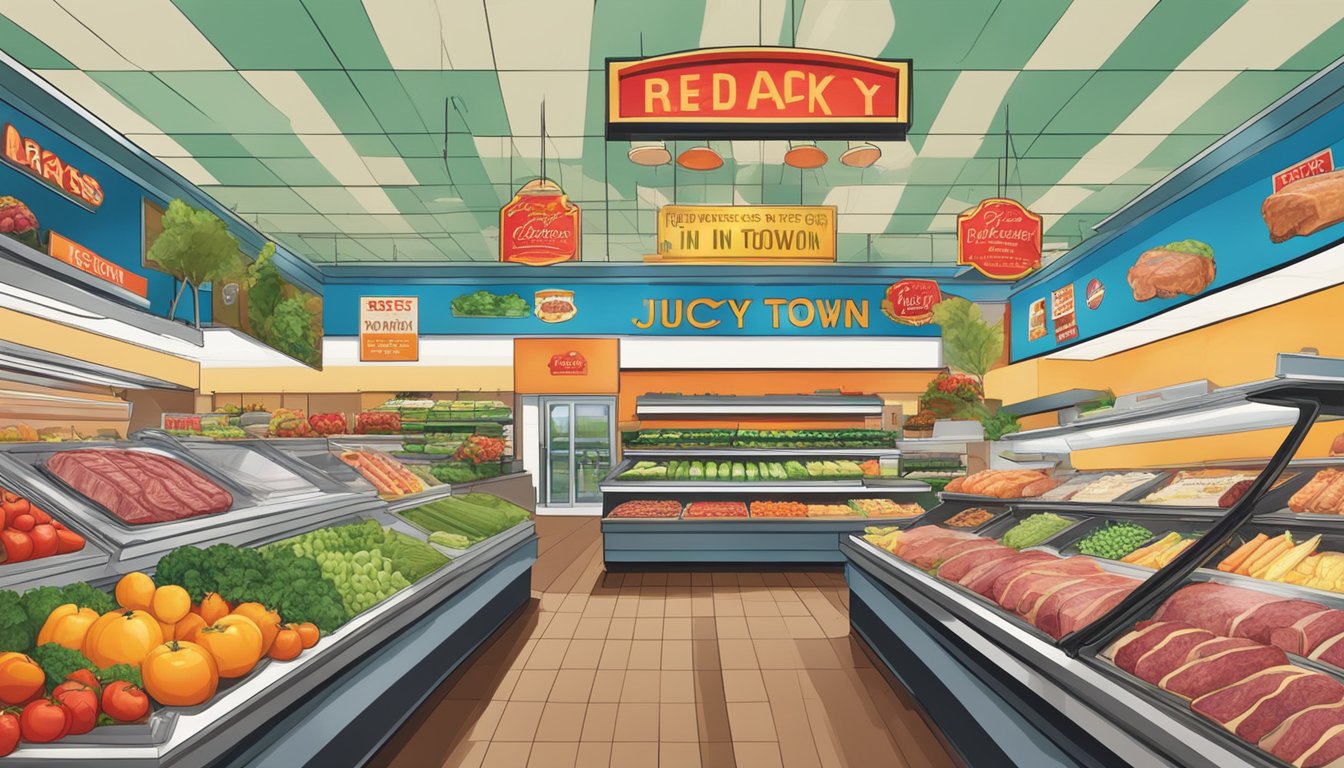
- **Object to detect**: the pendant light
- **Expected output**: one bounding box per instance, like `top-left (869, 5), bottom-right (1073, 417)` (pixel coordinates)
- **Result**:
top-left (784, 140), bottom-right (827, 169)
top-left (677, 142), bottom-right (723, 171)
top-left (628, 140), bottom-right (671, 166)
top-left (839, 141), bottom-right (881, 168)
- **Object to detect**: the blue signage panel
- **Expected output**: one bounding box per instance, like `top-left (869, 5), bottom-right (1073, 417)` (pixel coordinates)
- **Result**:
top-left (1010, 97), bottom-right (1344, 361)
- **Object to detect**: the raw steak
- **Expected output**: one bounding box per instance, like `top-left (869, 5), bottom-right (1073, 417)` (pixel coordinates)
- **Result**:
top-left (991, 558), bottom-right (1102, 606)
top-left (936, 545), bottom-right (1016, 583)
top-left (960, 551), bottom-right (1057, 596)
top-left (1158, 645), bottom-right (1288, 699)
top-left (48, 449), bottom-right (233, 525)
top-left (1220, 670), bottom-right (1344, 744)
top-left (1187, 637), bottom-right (1260, 660)
top-left (1133, 629), bottom-right (1218, 683)
top-left (1152, 583), bottom-right (1287, 637)
top-left (1023, 576), bottom-right (1132, 626)
top-left (1259, 703), bottom-right (1344, 765)
top-left (1296, 725), bottom-right (1344, 768)
top-left (1309, 632), bottom-right (1344, 668)
top-left (927, 539), bottom-right (1004, 571)
top-left (1127, 248), bottom-right (1215, 301)
top-left (1269, 609), bottom-right (1344, 655)
top-left (1192, 666), bottom-right (1314, 740)
top-left (1006, 575), bottom-right (1090, 617)
top-left (1107, 621), bottom-right (1197, 674)
top-left (1229, 599), bottom-right (1328, 645)
top-left (1054, 585), bottom-right (1140, 638)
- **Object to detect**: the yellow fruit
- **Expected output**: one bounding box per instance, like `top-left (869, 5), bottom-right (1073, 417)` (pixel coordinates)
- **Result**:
top-left (151, 585), bottom-right (191, 624)
top-left (115, 572), bottom-right (156, 611)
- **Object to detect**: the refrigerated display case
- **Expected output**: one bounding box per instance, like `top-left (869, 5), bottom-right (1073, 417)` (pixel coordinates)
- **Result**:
top-left (843, 353), bottom-right (1344, 767)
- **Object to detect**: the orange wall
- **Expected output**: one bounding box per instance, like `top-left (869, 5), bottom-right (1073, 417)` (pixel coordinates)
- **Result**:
top-left (514, 338), bottom-right (620, 395)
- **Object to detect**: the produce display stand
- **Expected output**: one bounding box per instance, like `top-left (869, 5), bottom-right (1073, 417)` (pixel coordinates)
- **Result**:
top-left (841, 353), bottom-right (1344, 768)
top-left (0, 427), bottom-right (538, 767)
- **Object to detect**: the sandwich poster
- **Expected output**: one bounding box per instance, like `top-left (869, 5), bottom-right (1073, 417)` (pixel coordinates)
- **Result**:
top-left (1051, 284), bottom-right (1077, 343)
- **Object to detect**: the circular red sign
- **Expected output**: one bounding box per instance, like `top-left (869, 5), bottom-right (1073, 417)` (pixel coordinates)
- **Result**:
top-left (1085, 278), bottom-right (1104, 310)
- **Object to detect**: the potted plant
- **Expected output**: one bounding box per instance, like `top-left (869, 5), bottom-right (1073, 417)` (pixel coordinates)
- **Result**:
top-left (146, 199), bottom-right (245, 328)
top-left (929, 298), bottom-right (1011, 439)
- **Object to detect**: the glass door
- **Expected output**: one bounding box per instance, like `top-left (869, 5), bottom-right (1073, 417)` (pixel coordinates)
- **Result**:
top-left (542, 397), bottom-right (615, 507)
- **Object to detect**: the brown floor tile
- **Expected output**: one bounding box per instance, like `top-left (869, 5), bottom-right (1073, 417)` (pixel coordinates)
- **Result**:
top-left (661, 670), bottom-right (696, 702)
top-left (662, 639), bottom-right (694, 670)
top-left (714, 598), bottom-right (746, 617)
top-left (716, 616), bottom-right (750, 639)
top-left (558, 594), bottom-right (587, 613)
top-left (754, 639), bottom-right (804, 670)
top-left (580, 596), bottom-right (616, 618)
top-left (542, 612), bottom-right (581, 639)
top-left (691, 572), bottom-right (713, 586)
top-left (693, 639), bottom-right (722, 670)
top-left (701, 741), bottom-right (737, 768)
top-left (492, 701), bottom-right (544, 741)
top-left (574, 742), bottom-right (611, 768)
top-left (668, 572), bottom-right (692, 586)
top-left (528, 742), bottom-right (578, 768)
top-left (561, 638), bottom-right (605, 669)
top-left (535, 703), bottom-right (588, 742)
top-left (662, 741), bottom-right (704, 767)
top-left (510, 669), bottom-right (558, 701)
top-left (718, 639), bottom-right (759, 669)
top-left (747, 616), bottom-right (789, 638)
top-left (580, 701), bottom-right (618, 741)
top-left (728, 702), bottom-right (779, 741)
top-left (692, 595), bottom-right (716, 617)
top-left (605, 616), bottom-right (636, 639)
top-left (627, 639), bottom-right (663, 669)
top-left (636, 598), bottom-right (665, 618)
top-left (467, 700), bottom-right (507, 741)
top-left (744, 601), bottom-right (781, 617)
top-left (482, 741), bottom-right (532, 767)
top-left (549, 669), bottom-right (596, 703)
top-left (573, 617), bottom-right (610, 639)
top-left (661, 701), bottom-right (701, 742)
top-left (722, 669), bottom-right (768, 702)
top-left (691, 617), bottom-right (718, 639)
top-left (610, 741), bottom-right (658, 767)
top-left (633, 616), bottom-right (663, 639)
top-left (782, 616), bottom-right (826, 639)
top-left (621, 669), bottom-right (661, 703)
top-left (598, 639), bottom-right (631, 669)
top-left (589, 669), bottom-right (626, 702)
top-left (664, 616), bottom-right (693, 639)
top-left (614, 594), bottom-right (640, 617)
top-left (525, 639), bottom-right (571, 669)
top-left (712, 573), bottom-right (739, 586)
top-left (539, 593), bottom-right (565, 612)
top-left (737, 572), bottom-right (766, 588)
top-left (643, 572), bottom-right (669, 586)
top-left (442, 739), bottom-right (489, 768)
top-left (733, 741), bottom-right (784, 768)
top-left (776, 601), bottom-right (812, 617)
top-left (614, 701), bottom-right (660, 741)
top-left (666, 596), bottom-right (693, 617)
top-left (794, 639), bottom-right (842, 669)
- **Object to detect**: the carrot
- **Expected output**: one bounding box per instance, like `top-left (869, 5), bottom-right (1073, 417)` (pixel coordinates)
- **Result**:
top-left (1239, 535), bottom-right (1292, 576)
top-left (1232, 534), bottom-right (1282, 575)
top-left (1218, 533), bottom-right (1269, 572)
top-left (1156, 539), bottom-right (1197, 568)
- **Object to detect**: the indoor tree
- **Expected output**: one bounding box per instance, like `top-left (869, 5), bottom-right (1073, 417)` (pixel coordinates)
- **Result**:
top-left (929, 297), bottom-right (1020, 439)
top-left (146, 199), bottom-right (242, 328)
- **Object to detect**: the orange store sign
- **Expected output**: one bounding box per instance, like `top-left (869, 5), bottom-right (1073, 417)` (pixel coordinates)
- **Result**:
top-left (3, 124), bottom-right (104, 209)
top-left (500, 182), bottom-right (580, 266)
top-left (360, 296), bottom-right (419, 362)
top-left (607, 48), bottom-right (911, 139)
top-left (48, 232), bottom-right (146, 297)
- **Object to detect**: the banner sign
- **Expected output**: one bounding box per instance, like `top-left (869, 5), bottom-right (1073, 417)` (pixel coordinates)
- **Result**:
top-left (1027, 298), bottom-right (1046, 341)
top-left (880, 279), bottom-right (942, 326)
top-left (1273, 148), bottom-right (1333, 192)
top-left (500, 182), bottom-right (580, 266)
top-left (548, 351), bottom-right (588, 376)
top-left (606, 47), bottom-right (912, 140)
top-left (360, 296), bottom-right (418, 362)
top-left (48, 231), bottom-right (147, 297)
top-left (958, 198), bottom-right (1042, 280)
top-left (654, 205), bottom-right (835, 262)
top-left (2, 124), bottom-right (103, 210)
top-left (1051, 284), bottom-right (1077, 343)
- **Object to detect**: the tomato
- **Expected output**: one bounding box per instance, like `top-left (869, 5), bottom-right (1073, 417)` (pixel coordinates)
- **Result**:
top-left (114, 572), bottom-right (155, 612)
top-left (54, 529), bottom-right (85, 554)
top-left (0, 530), bottom-right (32, 563)
top-left (0, 711), bottom-right (17, 757)
top-left (81, 610), bottom-right (163, 667)
top-left (196, 593), bottom-right (230, 626)
top-left (150, 585), bottom-right (191, 624)
top-left (268, 628), bottom-right (302, 661)
top-left (20, 698), bottom-right (70, 742)
top-left (174, 613), bottom-right (207, 643)
top-left (37, 604), bottom-right (99, 650)
top-left (196, 615), bottom-right (263, 678)
top-left (3, 497), bottom-right (29, 519)
top-left (28, 505), bottom-right (50, 525)
top-left (101, 681), bottom-right (149, 723)
top-left (28, 524), bottom-right (57, 559)
top-left (64, 668), bottom-right (100, 695)
top-left (9, 514), bottom-right (33, 532)
top-left (142, 641), bottom-right (218, 706)
top-left (231, 603), bottom-right (280, 653)
top-left (53, 684), bottom-right (98, 735)
top-left (0, 653), bottom-right (45, 706)
top-left (290, 622), bottom-right (320, 649)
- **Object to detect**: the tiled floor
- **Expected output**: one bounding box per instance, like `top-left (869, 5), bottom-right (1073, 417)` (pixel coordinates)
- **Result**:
top-left (368, 518), bottom-right (955, 768)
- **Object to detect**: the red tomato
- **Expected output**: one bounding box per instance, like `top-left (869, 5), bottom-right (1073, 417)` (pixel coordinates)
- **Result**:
top-left (54, 529), bottom-right (85, 554)
top-left (0, 712), bottom-right (17, 757)
top-left (54, 685), bottom-right (98, 735)
top-left (28, 506), bottom-right (50, 526)
top-left (5, 498), bottom-right (29, 518)
top-left (9, 514), bottom-right (33, 532)
top-left (20, 699), bottom-right (70, 743)
top-left (64, 669), bottom-right (100, 695)
top-left (28, 525), bottom-right (57, 559)
top-left (1, 530), bottom-right (32, 563)
top-left (101, 681), bottom-right (148, 723)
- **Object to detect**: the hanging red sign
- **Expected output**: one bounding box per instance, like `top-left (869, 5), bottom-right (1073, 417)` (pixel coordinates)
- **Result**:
top-left (881, 280), bottom-right (942, 326)
top-left (548, 351), bottom-right (588, 376)
top-left (957, 198), bottom-right (1042, 280)
top-left (607, 47), bottom-right (911, 140)
top-left (500, 180), bottom-right (580, 266)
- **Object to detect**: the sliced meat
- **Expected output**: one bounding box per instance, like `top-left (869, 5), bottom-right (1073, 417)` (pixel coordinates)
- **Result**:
top-left (991, 558), bottom-right (1101, 606)
top-left (1106, 621), bottom-right (1197, 674)
top-left (1152, 582), bottom-right (1288, 637)
top-left (1260, 703), bottom-right (1344, 765)
top-left (1055, 585), bottom-right (1141, 639)
top-left (1309, 632), bottom-right (1344, 669)
top-left (936, 546), bottom-right (1017, 583)
top-left (1133, 628), bottom-right (1219, 684)
top-left (1187, 637), bottom-right (1260, 660)
top-left (1230, 599), bottom-right (1328, 645)
top-left (1297, 725), bottom-right (1344, 768)
top-left (1192, 665), bottom-right (1315, 740)
top-left (1158, 644), bottom-right (1288, 700)
top-left (960, 551), bottom-right (1057, 596)
top-left (1023, 576), bottom-right (1133, 626)
top-left (48, 449), bottom-right (232, 525)
top-left (1234, 672), bottom-right (1344, 744)
top-left (1270, 609), bottom-right (1341, 655)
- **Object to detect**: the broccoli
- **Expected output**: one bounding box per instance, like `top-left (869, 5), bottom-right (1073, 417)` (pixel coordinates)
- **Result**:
top-left (98, 664), bottom-right (141, 688)
top-left (155, 544), bottom-right (271, 604)
top-left (29, 644), bottom-right (96, 692)
top-left (59, 583), bottom-right (116, 615)
top-left (261, 548), bottom-right (350, 634)
top-left (0, 590), bottom-right (34, 652)
top-left (22, 586), bottom-right (68, 631)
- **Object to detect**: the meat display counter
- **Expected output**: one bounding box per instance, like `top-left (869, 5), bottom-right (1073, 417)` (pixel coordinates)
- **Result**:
top-left (0, 429), bottom-right (538, 767)
top-left (842, 353), bottom-right (1344, 768)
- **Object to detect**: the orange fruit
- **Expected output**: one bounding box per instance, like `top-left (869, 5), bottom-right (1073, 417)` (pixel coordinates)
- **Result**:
top-left (114, 573), bottom-right (155, 611)
top-left (150, 585), bottom-right (191, 624)
top-left (268, 628), bottom-right (302, 661)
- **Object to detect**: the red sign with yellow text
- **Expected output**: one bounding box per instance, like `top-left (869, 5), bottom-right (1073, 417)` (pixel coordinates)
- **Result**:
top-left (3, 124), bottom-right (104, 209)
top-left (607, 48), bottom-right (911, 140)
top-left (957, 199), bottom-right (1042, 280)
top-left (48, 232), bottom-right (146, 297)
top-left (881, 280), bottom-right (942, 326)
top-left (500, 183), bottom-right (580, 266)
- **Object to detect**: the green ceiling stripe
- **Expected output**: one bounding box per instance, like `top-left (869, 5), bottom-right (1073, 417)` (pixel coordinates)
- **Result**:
top-left (173, 0), bottom-right (340, 69)
top-left (301, 70), bottom-right (383, 133)
top-left (157, 71), bottom-right (293, 133)
top-left (0, 15), bottom-right (73, 70)
top-left (1103, 0), bottom-right (1245, 70)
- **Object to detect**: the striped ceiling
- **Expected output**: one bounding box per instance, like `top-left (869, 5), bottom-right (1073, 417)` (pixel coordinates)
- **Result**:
top-left (1, 0), bottom-right (1342, 265)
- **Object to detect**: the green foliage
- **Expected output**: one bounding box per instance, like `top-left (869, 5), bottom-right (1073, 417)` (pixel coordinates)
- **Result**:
top-left (243, 243), bottom-right (321, 367)
top-left (1162, 239), bottom-right (1213, 259)
top-left (1079, 389), bottom-right (1117, 414)
top-left (58, 583), bottom-right (116, 615)
top-left (0, 590), bottom-right (34, 652)
top-left (260, 547), bottom-right (350, 634)
top-left (451, 290), bottom-right (530, 317)
top-left (21, 586), bottom-right (67, 631)
top-left (932, 298), bottom-right (1004, 382)
top-left (154, 544), bottom-right (271, 604)
top-left (98, 664), bottom-right (142, 688)
top-left (29, 644), bottom-right (96, 691)
top-left (980, 409), bottom-right (1022, 441)
top-left (146, 199), bottom-right (243, 328)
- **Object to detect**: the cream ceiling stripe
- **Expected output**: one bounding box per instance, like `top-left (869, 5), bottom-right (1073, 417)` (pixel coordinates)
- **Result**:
top-left (52, 0), bottom-right (229, 70)
top-left (919, 71), bottom-right (1019, 159)
top-left (363, 0), bottom-right (494, 70)
top-left (795, 0), bottom-right (895, 57)
top-left (0, 0), bottom-right (132, 69)
top-left (1024, 0), bottom-right (1159, 70)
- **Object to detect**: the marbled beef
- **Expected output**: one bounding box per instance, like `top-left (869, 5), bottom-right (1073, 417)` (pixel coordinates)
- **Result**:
top-left (1230, 599), bottom-right (1328, 645)
top-left (1270, 609), bottom-right (1344, 655)
top-left (1054, 585), bottom-right (1140, 638)
top-left (1192, 666), bottom-right (1314, 740)
top-left (1218, 670), bottom-right (1344, 744)
top-left (1159, 645), bottom-right (1288, 700)
top-left (1133, 629), bottom-right (1218, 683)
top-left (960, 551), bottom-right (1056, 596)
top-left (1152, 583), bottom-right (1287, 637)
top-left (48, 449), bottom-right (232, 525)
top-left (936, 545), bottom-right (1016, 583)
top-left (1260, 703), bottom-right (1344, 765)
top-left (1107, 621), bottom-right (1194, 674)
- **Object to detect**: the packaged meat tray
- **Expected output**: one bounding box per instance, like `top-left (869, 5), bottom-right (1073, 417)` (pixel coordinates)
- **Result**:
top-left (47, 448), bottom-right (233, 525)
top-left (338, 450), bottom-right (425, 498)
top-left (750, 501), bottom-right (807, 518)
top-left (684, 501), bottom-right (748, 519)
top-left (1141, 470), bottom-right (1257, 507)
top-left (1067, 472), bottom-right (1161, 503)
top-left (609, 500), bottom-right (682, 519)
top-left (849, 498), bottom-right (923, 518)
top-left (1037, 474), bottom-right (1100, 502)
top-left (944, 507), bottom-right (995, 528)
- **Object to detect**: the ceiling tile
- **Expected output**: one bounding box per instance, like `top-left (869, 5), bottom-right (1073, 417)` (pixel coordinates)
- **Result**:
top-left (2, 0), bottom-right (136, 69)
top-left (1025, 0), bottom-right (1159, 70)
top-left (175, 0), bottom-right (339, 69)
top-left (56, 0), bottom-right (230, 70)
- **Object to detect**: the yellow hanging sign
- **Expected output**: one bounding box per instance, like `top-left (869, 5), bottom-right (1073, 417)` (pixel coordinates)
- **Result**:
top-left (650, 205), bottom-right (836, 263)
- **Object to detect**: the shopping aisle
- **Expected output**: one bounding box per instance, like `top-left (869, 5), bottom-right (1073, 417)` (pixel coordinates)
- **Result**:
top-left (369, 517), bottom-right (955, 768)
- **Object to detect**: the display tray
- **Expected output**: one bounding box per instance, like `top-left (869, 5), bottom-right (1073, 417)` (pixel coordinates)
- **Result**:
top-left (842, 537), bottom-right (1259, 768)
top-left (1051, 515), bottom-right (1209, 563)
top-left (2, 521), bottom-right (538, 767)
top-left (623, 448), bottom-right (902, 458)
top-left (603, 516), bottom-right (888, 565)
top-left (600, 479), bottom-right (929, 494)
top-left (1254, 461), bottom-right (1344, 521)
top-left (974, 508), bottom-right (1091, 549)
top-left (919, 501), bottom-right (1012, 533)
